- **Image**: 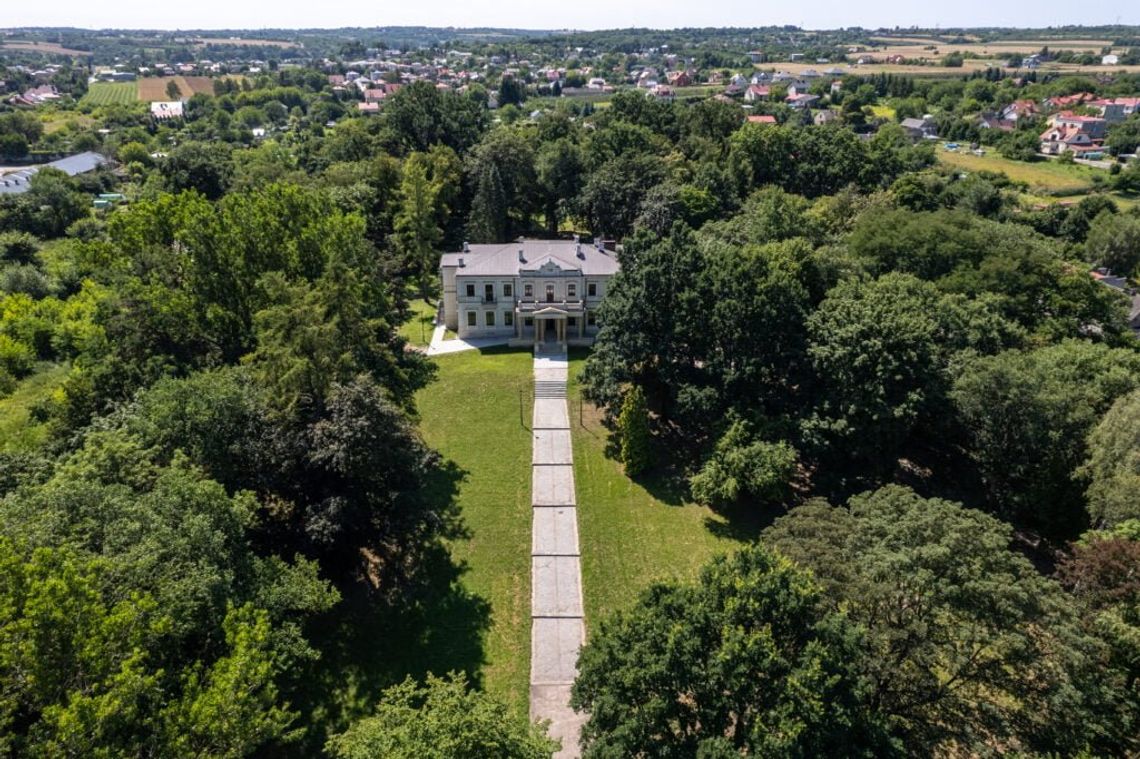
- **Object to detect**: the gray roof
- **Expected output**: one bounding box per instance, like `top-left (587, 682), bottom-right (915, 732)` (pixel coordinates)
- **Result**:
top-left (0, 151), bottom-right (109, 195)
top-left (441, 239), bottom-right (620, 277)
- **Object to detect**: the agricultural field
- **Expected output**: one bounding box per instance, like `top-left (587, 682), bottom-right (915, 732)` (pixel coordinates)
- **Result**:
top-left (194, 37), bottom-right (298, 48)
top-left (80, 81), bottom-right (139, 106)
top-left (137, 76), bottom-right (216, 100)
top-left (0, 40), bottom-right (92, 56)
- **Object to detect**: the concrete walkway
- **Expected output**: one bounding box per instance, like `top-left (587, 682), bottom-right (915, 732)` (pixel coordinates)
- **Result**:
top-left (425, 323), bottom-right (513, 356)
top-left (529, 350), bottom-right (586, 758)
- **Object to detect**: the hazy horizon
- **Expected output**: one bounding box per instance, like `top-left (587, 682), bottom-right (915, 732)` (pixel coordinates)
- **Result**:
top-left (3, 0), bottom-right (1139, 36)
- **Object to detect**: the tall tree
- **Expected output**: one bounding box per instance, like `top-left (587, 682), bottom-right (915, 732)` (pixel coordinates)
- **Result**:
top-left (764, 487), bottom-right (1134, 756)
top-left (392, 155), bottom-right (443, 299)
top-left (571, 545), bottom-right (894, 758)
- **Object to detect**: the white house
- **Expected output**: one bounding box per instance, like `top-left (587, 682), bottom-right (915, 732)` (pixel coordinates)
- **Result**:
top-left (440, 238), bottom-right (620, 349)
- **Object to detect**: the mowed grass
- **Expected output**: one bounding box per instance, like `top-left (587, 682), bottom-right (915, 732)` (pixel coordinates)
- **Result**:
top-left (398, 298), bottom-right (437, 348)
top-left (0, 363), bottom-right (67, 453)
top-left (415, 347), bottom-right (534, 714)
top-left (937, 149), bottom-right (1104, 194)
top-left (567, 351), bottom-right (757, 627)
top-left (80, 81), bottom-right (138, 106)
top-left (869, 104), bottom-right (897, 120)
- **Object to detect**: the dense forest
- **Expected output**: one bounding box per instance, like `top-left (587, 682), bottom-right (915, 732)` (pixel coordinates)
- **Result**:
top-left (1, 28), bottom-right (1140, 756)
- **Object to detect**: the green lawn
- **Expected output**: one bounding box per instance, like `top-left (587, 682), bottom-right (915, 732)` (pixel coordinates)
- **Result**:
top-left (567, 351), bottom-right (757, 627)
top-left (0, 363), bottom-right (67, 453)
top-left (398, 298), bottom-right (437, 348)
top-left (415, 347), bottom-right (535, 714)
top-left (869, 104), bottom-right (897, 120)
top-left (80, 81), bottom-right (139, 106)
top-left (937, 149), bottom-right (1105, 194)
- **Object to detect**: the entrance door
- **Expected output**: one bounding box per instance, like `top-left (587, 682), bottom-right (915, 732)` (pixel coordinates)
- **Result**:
top-left (545, 320), bottom-right (559, 343)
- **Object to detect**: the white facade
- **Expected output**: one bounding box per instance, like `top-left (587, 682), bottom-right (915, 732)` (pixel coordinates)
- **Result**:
top-left (440, 239), bottom-right (619, 349)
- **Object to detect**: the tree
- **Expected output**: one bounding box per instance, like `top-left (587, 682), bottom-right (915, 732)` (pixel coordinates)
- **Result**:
top-left (463, 129), bottom-right (536, 242)
top-left (617, 385), bottom-right (652, 476)
top-left (689, 420), bottom-right (798, 510)
top-left (328, 673), bottom-right (557, 759)
top-left (803, 274), bottom-right (950, 476)
top-left (393, 155), bottom-right (443, 299)
top-left (1083, 389), bottom-right (1140, 527)
top-left (763, 487), bottom-right (1134, 756)
top-left (166, 79), bottom-right (183, 100)
top-left (1085, 210), bottom-right (1140, 277)
top-left (951, 340), bottom-right (1140, 536)
top-left (160, 142), bottom-right (234, 200)
top-left (571, 545), bottom-right (894, 758)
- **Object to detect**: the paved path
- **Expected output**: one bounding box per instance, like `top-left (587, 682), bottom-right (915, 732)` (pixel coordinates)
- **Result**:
top-left (529, 351), bottom-right (586, 757)
top-left (425, 324), bottom-right (512, 356)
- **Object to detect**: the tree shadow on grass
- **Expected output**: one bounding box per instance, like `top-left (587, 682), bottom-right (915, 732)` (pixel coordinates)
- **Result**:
top-left (702, 502), bottom-right (781, 543)
top-left (282, 458), bottom-right (492, 756)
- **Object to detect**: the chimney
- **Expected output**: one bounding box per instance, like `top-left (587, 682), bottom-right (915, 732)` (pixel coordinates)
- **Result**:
top-left (458, 257), bottom-right (465, 267)
top-left (518, 248), bottom-right (525, 262)
top-left (462, 241), bottom-right (470, 252)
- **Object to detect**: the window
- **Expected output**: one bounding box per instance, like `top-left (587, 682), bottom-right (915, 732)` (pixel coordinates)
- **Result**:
top-left (484, 283), bottom-right (494, 302)
top-left (467, 311), bottom-right (477, 327)
top-left (505, 312), bottom-right (514, 326)
top-left (587, 312), bottom-right (597, 326)
top-left (524, 283), bottom-right (533, 298)
top-left (545, 283), bottom-right (555, 302)
top-left (567, 283), bottom-right (577, 298)
top-left (587, 282), bottom-right (597, 297)
top-left (486, 311), bottom-right (496, 326)
top-left (503, 283), bottom-right (513, 297)
top-left (465, 283), bottom-right (475, 297)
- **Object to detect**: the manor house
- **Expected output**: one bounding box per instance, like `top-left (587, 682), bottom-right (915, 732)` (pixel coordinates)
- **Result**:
top-left (440, 238), bottom-right (619, 349)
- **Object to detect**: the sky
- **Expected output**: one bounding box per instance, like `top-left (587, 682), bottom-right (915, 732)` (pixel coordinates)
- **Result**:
top-left (3, 0), bottom-right (1138, 33)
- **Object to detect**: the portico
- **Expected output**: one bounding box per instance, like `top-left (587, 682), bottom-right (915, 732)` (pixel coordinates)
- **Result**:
top-left (526, 308), bottom-right (588, 350)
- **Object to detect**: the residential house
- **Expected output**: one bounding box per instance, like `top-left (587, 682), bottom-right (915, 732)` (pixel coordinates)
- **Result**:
top-left (363, 88), bottom-right (387, 103)
top-left (813, 109), bottom-right (838, 125)
top-left (1102, 54), bottom-right (1120, 66)
top-left (1046, 92), bottom-right (1096, 109)
top-left (650, 84), bottom-right (674, 100)
top-left (1001, 99), bottom-right (1039, 121)
top-left (744, 84), bottom-right (770, 102)
top-left (149, 101), bottom-right (183, 120)
top-left (439, 239), bottom-right (620, 347)
top-left (1091, 97), bottom-right (1140, 123)
top-left (1039, 124), bottom-right (1095, 155)
top-left (976, 113), bottom-right (1015, 131)
top-left (357, 102), bottom-right (380, 114)
top-left (748, 51), bottom-right (765, 63)
top-left (786, 92), bottom-right (819, 109)
top-left (746, 114), bottom-right (777, 124)
top-left (1050, 111), bottom-right (1108, 139)
top-left (666, 70), bottom-right (693, 87)
top-left (900, 115), bottom-right (938, 140)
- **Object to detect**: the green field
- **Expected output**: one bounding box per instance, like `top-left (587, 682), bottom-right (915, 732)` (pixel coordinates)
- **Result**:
top-left (80, 81), bottom-right (139, 106)
top-left (405, 347), bottom-right (757, 714)
top-left (937, 149), bottom-right (1103, 194)
top-left (567, 352), bottom-right (757, 624)
top-left (398, 298), bottom-right (438, 348)
top-left (415, 348), bottom-right (535, 714)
